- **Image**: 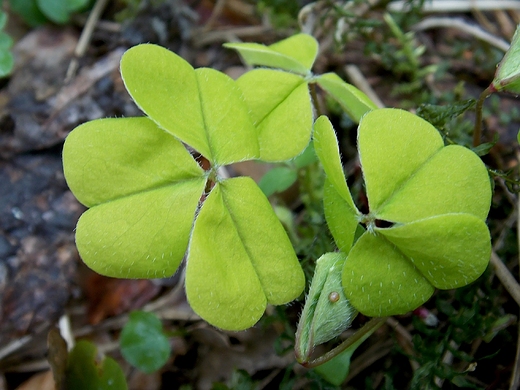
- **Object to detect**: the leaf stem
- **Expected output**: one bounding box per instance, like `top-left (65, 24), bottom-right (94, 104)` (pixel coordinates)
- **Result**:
top-left (300, 316), bottom-right (387, 368)
top-left (309, 82), bottom-right (322, 117)
top-left (473, 85), bottom-right (495, 147)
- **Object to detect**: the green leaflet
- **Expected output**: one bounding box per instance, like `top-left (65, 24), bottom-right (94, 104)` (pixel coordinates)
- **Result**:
top-left (359, 109), bottom-right (491, 222)
top-left (64, 116), bottom-right (207, 279)
top-left (323, 179), bottom-right (359, 254)
top-left (120, 44), bottom-right (259, 165)
top-left (379, 214), bottom-right (491, 290)
top-left (186, 177), bottom-right (305, 330)
top-left (224, 33), bottom-right (318, 75)
top-left (316, 73), bottom-right (378, 123)
top-left (295, 252), bottom-right (357, 363)
top-left (313, 116), bottom-right (358, 210)
top-left (492, 25), bottom-right (520, 93)
top-left (343, 232), bottom-right (435, 317)
top-left (76, 178), bottom-right (206, 279)
top-left (313, 116), bottom-right (359, 252)
top-left (236, 69), bottom-right (312, 161)
top-left (358, 108), bottom-right (444, 213)
top-left (63, 117), bottom-right (204, 207)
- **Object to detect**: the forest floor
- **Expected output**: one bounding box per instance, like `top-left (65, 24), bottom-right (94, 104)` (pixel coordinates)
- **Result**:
top-left (1, 0), bottom-right (520, 389)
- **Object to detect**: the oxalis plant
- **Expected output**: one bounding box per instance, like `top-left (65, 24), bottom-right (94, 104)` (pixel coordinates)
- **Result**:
top-left (62, 33), bottom-right (493, 375)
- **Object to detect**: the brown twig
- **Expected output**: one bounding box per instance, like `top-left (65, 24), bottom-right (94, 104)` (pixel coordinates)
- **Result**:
top-left (65, 0), bottom-right (110, 82)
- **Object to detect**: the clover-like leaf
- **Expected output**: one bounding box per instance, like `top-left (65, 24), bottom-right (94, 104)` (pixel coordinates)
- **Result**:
top-left (236, 69), bottom-right (312, 161)
top-left (64, 42), bottom-right (308, 331)
top-left (492, 25), bottom-right (520, 94)
top-left (336, 108), bottom-right (492, 317)
top-left (224, 33), bottom-right (318, 75)
top-left (313, 116), bottom-right (359, 253)
top-left (63, 117), bottom-right (206, 278)
top-left (316, 73), bottom-right (378, 123)
top-left (186, 176), bottom-right (305, 330)
top-left (121, 44), bottom-right (259, 165)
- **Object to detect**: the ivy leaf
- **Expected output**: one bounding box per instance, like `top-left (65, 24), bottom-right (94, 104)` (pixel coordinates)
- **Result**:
top-left (316, 73), bottom-right (378, 123)
top-left (121, 44), bottom-right (259, 165)
top-left (66, 340), bottom-right (127, 390)
top-left (63, 117), bottom-right (206, 278)
top-left (236, 69), bottom-right (312, 161)
top-left (186, 177), bottom-right (305, 330)
top-left (224, 33), bottom-right (318, 75)
top-left (341, 108), bottom-right (492, 317)
top-left (313, 116), bottom-right (359, 253)
top-left (120, 311), bottom-right (171, 373)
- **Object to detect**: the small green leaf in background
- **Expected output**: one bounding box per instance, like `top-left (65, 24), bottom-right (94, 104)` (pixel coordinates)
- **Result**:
top-left (224, 33), bottom-right (318, 75)
top-left (120, 311), bottom-right (171, 374)
top-left (292, 141), bottom-right (317, 169)
top-left (259, 166), bottom-right (298, 197)
top-left (66, 340), bottom-right (128, 390)
top-left (9, 0), bottom-right (48, 26)
top-left (492, 24), bottom-right (520, 93)
top-left (0, 10), bottom-right (13, 78)
top-left (36, 0), bottom-right (89, 24)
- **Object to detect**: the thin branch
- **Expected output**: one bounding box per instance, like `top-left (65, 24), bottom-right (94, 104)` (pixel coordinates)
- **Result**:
top-left (301, 316), bottom-right (386, 368)
top-left (473, 85), bottom-right (495, 147)
top-left (490, 251), bottom-right (520, 307)
top-left (66, 0), bottom-right (110, 82)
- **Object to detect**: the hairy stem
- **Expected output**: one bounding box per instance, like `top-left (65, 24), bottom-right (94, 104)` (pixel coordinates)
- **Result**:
top-left (473, 85), bottom-right (494, 147)
top-left (309, 82), bottom-right (322, 117)
top-left (301, 316), bottom-right (387, 368)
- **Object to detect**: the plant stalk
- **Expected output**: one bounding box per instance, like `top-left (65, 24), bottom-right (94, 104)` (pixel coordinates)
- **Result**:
top-left (473, 85), bottom-right (494, 147)
top-left (301, 316), bottom-right (387, 368)
top-left (309, 82), bottom-right (322, 117)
